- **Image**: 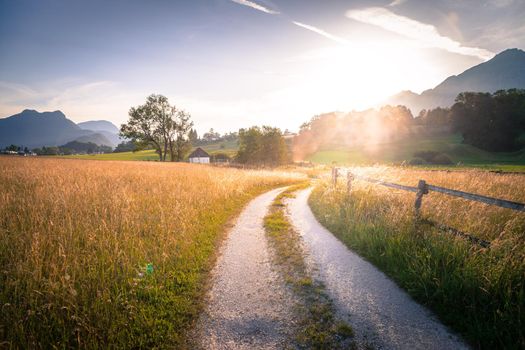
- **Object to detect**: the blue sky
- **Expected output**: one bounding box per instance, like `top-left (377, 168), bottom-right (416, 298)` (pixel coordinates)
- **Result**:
top-left (1, 0), bottom-right (524, 133)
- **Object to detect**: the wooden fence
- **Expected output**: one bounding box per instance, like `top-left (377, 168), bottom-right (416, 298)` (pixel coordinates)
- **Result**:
top-left (332, 167), bottom-right (525, 248)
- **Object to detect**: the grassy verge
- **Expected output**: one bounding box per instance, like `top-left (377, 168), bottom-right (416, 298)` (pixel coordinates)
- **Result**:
top-left (0, 158), bottom-right (303, 348)
top-left (263, 183), bottom-right (355, 349)
top-left (308, 176), bottom-right (525, 349)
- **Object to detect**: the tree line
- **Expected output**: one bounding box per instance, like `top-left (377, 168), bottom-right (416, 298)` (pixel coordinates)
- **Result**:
top-left (293, 89), bottom-right (525, 159)
top-left (120, 94), bottom-right (291, 165)
top-left (1, 142), bottom-right (113, 156)
top-left (450, 89), bottom-right (525, 151)
top-left (236, 126), bottom-right (290, 166)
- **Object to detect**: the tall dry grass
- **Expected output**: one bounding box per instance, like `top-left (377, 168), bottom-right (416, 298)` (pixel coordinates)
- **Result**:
top-left (310, 166), bottom-right (525, 349)
top-left (0, 157), bottom-right (303, 348)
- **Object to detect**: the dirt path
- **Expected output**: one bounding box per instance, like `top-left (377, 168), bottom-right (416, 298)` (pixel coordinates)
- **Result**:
top-left (194, 188), bottom-right (296, 349)
top-left (287, 188), bottom-right (469, 350)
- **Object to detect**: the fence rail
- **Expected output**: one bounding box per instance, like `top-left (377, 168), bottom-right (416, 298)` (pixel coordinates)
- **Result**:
top-left (332, 167), bottom-right (525, 247)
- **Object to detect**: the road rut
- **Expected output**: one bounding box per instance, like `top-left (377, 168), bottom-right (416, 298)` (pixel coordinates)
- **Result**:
top-left (194, 188), bottom-right (295, 349)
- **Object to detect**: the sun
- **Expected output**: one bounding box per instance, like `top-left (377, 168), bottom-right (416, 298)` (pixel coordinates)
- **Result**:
top-left (294, 40), bottom-right (441, 112)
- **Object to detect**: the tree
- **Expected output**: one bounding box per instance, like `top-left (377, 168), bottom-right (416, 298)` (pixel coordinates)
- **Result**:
top-left (202, 128), bottom-right (220, 143)
top-left (450, 90), bottom-right (525, 151)
top-left (188, 128), bottom-right (198, 145)
top-left (114, 141), bottom-right (137, 153)
top-left (41, 146), bottom-right (59, 155)
top-left (120, 94), bottom-right (193, 161)
top-left (236, 126), bottom-right (289, 166)
top-left (6, 145), bottom-right (19, 152)
top-left (170, 110), bottom-right (193, 161)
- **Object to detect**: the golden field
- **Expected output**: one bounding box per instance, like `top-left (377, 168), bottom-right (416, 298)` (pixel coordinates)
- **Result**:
top-left (347, 166), bottom-right (525, 241)
top-left (310, 166), bottom-right (525, 348)
top-left (0, 157), bottom-right (303, 348)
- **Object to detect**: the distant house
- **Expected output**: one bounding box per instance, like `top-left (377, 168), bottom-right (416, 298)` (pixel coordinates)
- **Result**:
top-left (188, 147), bottom-right (210, 164)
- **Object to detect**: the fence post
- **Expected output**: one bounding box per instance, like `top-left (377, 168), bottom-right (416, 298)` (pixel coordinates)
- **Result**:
top-left (414, 179), bottom-right (428, 220)
top-left (347, 172), bottom-right (354, 195)
top-left (332, 167), bottom-right (339, 187)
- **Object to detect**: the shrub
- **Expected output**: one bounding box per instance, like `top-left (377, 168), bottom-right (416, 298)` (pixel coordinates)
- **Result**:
top-left (413, 150), bottom-right (439, 162)
top-left (408, 157), bottom-right (425, 165)
top-left (431, 153), bottom-right (453, 165)
top-left (413, 150), bottom-right (453, 165)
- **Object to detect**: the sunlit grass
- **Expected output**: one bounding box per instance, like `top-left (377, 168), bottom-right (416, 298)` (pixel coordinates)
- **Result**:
top-left (306, 133), bottom-right (525, 169)
top-left (0, 157), bottom-right (303, 348)
top-left (309, 166), bottom-right (525, 349)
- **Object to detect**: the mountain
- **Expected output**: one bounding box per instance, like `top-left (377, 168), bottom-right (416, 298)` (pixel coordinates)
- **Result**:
top-left (388, 48), bottom-right (525, 114)
top-left (74, 133), bottom-right (113, 146)
top-left (77, 120), bottom-right (119, 134)
top-left (0, 109), bottom-right (117, 148)
top-left (77, 120), bottom-right (121, 146)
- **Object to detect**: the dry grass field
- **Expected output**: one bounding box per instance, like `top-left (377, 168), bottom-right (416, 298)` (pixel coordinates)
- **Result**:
top-left (310, 167), bottom-right (525, 349)
top-left (0, 157), bottom-right (303, 348)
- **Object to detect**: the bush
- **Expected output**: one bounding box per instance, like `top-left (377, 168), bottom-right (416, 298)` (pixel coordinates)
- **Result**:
top-left (408, 157), bottom-right (425, 165)
top-left (431, 153), bottom-right (453, 165)
top-left (413, 150), bottom-right (453, 165)
top-left (211, 152), bottom-right (231, 162)
top-left (413, 150), bottom-right (439, 162)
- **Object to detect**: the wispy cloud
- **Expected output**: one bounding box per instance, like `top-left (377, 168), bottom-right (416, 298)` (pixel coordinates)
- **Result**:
top-left (389, 0), bottom-right (407, 6)
top-left (292, 21), bottom-right (349, 44)
top-left (229, 0), bottom-right (279, 15)
top-left (346, 7), bottom-right (494, 60)
top-left (229, 0), bottom-right (353, 46)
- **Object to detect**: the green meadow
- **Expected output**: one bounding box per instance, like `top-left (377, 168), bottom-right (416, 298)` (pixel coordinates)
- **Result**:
top-left (61, 140), bottom-right (239, 161)
top-left (307, 133), bottom-right (525, 171)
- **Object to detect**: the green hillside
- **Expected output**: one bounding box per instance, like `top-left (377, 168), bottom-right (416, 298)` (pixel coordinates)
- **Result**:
top-left (61, 140), bottom-right (239, 161)
top-left (307, 133), bottom-right (525, 171)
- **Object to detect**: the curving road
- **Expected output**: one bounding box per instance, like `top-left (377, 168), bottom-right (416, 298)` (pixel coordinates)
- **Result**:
top-left (287, 188), bottom-right (469, 350)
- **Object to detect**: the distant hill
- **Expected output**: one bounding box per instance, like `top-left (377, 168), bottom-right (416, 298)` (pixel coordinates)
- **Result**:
top-left (77, 120), bottom-right (119, 134)
top-left (0, 109), bottom-right (118, 148)
top-left (388, 48), bottom-right (525, 114)
top-left (74, 133), bottom-right (113, 146)
top-left (77, 120), bottom-right (121, 146)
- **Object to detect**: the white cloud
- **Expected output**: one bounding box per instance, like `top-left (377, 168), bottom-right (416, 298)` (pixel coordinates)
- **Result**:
top-left (292, 21), bottom-right (350, 44)
top-left (229, 0), bottom-right (279, 15)
top-left (346, 7), bottom-right (494, 60)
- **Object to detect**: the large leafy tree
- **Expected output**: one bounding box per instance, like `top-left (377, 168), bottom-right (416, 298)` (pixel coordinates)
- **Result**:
top-left (120, 94), bottom-right (193, 161)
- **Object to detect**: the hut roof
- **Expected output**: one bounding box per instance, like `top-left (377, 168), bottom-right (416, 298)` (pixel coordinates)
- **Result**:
top-left (188, 147), bottom-right (210, 158)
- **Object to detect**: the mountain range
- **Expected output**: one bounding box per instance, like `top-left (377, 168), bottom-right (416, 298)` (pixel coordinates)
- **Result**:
top-left (0, 109), bottom-right (121, 149)
top-left (1, 48), bottom-right (524, 149)
top-left (387, 48), bottom-right (525, 114)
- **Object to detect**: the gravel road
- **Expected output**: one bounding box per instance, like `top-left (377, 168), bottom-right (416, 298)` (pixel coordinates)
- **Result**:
top-left (194, 188), bottom-right (296, 349)
top-left (287, 188), bottom-right (469, 350)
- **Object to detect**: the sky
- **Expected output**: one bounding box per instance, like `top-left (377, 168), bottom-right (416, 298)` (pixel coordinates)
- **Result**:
top-left (0, 0), bottom-right (524, 134)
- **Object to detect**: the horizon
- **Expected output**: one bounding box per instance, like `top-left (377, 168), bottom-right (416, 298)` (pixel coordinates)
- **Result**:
top-left (1, 0), bottom-right (525, 133)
